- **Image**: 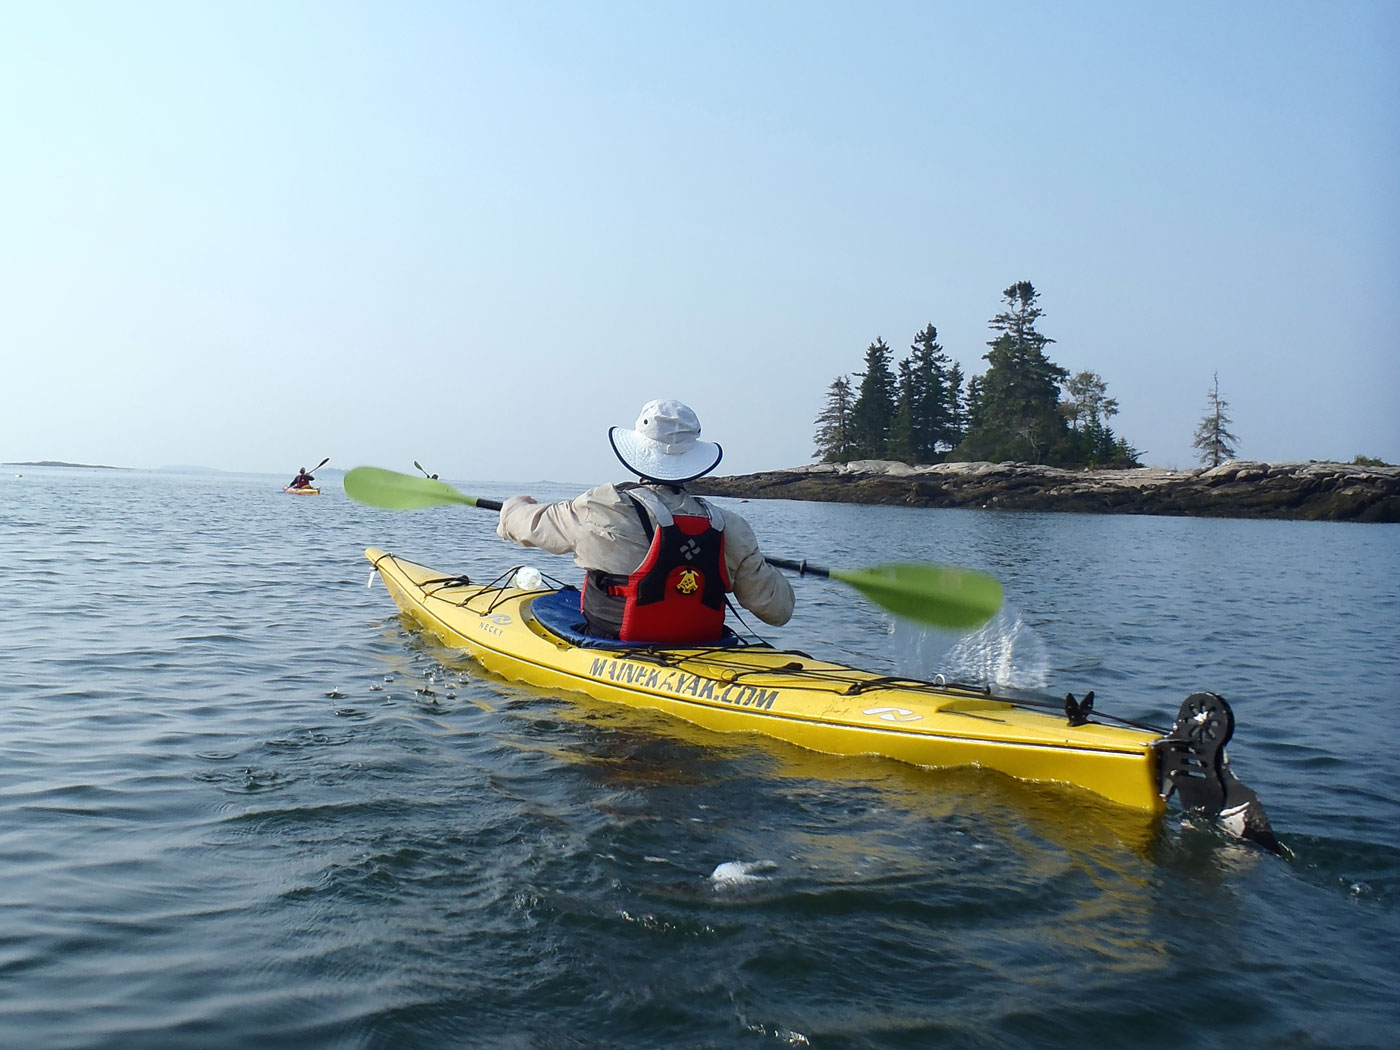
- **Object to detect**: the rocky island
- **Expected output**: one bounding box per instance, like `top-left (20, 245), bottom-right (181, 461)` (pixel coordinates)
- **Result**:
top-left (4, 460), bottom-right (124, 470)
top-left (692, 460), bottom-right (1400, 524)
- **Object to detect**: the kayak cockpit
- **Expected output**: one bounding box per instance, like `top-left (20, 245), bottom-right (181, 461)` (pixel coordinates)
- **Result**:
top-left (526, 585), bottom-right (754, 650)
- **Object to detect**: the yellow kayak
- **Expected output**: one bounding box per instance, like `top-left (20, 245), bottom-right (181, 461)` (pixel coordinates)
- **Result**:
top-left (364, 548), bottom-right (1276, 842)
top-left (283, 486), bottom-right (320, 495)
top-left (372, 551), bottom-right (1282, 812)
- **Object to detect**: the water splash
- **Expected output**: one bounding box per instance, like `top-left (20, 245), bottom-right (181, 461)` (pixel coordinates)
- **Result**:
top-left (710, 860), bottom-right (777, 887)
top-left (892, 604), bottom-right (1051, 690)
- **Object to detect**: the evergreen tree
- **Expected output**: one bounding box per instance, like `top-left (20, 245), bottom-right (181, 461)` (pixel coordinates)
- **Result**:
top-left (1062, 371), bottom-right (1118, 434)
top-left (955, 282), bottom-right (1068, 463)
top-left (945, 361), bottom-right (967, 449)
top-left (1102, 428), bottom-right (1142, 467)
top-left (904, 324), bottom-right (957, 461)
top-left (1060, 370), bottom-right (1138, 466)
top-left (848, 338), bottom-right (897, 459)
top-left (812, 375), bottom-right (856, 462)
top-left (961, 373), bottom-right (984, 443)
top-left (1192, 372), bottom-right (1240, 467)
top-left (888, 357), bottom-right (918, 462)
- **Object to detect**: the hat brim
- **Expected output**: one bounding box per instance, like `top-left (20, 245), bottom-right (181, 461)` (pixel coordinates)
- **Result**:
top-left (609, 427), bottom-right (723, 483)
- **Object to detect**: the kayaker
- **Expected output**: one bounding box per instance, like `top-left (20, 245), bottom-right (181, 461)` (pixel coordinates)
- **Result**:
top-left (289, 467), bottom-right (315, 489)
top-left (496, 399), bottom-right (794, 644)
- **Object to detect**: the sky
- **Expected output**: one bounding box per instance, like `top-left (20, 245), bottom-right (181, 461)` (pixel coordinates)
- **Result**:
top-left (2, 1), bottom-right (1397, 483)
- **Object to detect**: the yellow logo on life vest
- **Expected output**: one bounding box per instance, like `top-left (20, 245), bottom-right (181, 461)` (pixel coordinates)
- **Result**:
top-left (675, 569), bottom-right (702, 595)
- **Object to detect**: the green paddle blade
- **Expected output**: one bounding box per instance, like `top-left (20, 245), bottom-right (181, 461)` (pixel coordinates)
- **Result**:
top-left (829, 562), bottom-right (1003, 630)
top-left (344, 466), bottom-right (482, 510)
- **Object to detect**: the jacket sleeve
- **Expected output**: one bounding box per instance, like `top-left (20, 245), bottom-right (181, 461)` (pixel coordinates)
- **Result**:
top-left (496, 494), bottom-right (586, 556)
top-left (720, 510), bottom-right (794, 626)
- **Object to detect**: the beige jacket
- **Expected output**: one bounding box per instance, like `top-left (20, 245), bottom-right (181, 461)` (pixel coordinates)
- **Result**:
top-left (497, 483), bottom-right (794, 626)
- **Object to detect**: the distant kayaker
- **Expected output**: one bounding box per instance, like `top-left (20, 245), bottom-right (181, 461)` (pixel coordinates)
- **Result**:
top-left (289, 467), bottom-right (316, 489)
top-left (497, 399), bottom-right (794, 644)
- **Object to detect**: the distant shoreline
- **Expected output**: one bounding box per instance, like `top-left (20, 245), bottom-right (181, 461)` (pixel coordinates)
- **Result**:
top-left (5, 460), bottom-right (126, 470)
top-left (691, 459), bottom-right (1400, 524)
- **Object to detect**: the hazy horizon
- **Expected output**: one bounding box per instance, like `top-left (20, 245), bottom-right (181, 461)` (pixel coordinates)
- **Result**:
top-left (3, 2), bottom-right (1396, 481)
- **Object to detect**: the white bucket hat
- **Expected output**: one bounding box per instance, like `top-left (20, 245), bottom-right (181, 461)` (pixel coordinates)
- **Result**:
top-left (609, 399), bottom-right (723, 483)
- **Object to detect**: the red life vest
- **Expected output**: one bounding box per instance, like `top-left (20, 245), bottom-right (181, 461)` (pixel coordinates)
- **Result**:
top-left (581, 488), bottom-right (731, 644)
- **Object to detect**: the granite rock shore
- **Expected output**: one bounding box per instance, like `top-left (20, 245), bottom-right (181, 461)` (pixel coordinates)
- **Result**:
top-left (691, 459), bottom-right (1400, 523)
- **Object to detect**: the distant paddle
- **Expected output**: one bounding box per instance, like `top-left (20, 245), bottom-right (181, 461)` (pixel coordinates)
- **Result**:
top-left (413, 460), bottom-right (439, 480)
top-left (343, 466), bottom-right (1003, 630)
top-left (286, 456), bottom-right (329, 489)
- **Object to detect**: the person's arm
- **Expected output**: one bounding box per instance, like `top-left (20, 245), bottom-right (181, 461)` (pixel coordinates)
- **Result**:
top-left (497, 493), bottom-right (601, 556)
top-left (722, 512), bottom-right (794, 626)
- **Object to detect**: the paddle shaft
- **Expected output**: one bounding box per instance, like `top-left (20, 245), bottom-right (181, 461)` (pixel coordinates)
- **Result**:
top-left (763, 555), bottom-right (830, 579)
top-left (288, 456), bottom-right (329, 487)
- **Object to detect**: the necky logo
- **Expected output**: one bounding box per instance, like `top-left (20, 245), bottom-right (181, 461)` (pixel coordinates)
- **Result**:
top-left (863, 706), bottom-right (922, 723)
top-left (679, 538), bottom-right (701, 561)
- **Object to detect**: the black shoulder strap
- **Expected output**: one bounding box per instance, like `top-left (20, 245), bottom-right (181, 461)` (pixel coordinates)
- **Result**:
top-left (623, 493), bottom-right (655, 542)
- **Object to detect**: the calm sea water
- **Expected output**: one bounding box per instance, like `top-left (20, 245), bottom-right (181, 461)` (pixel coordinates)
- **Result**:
top-left (3, 467), bottom-right (1397, 1050)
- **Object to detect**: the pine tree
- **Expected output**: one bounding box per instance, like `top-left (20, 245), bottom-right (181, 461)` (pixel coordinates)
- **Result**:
top-left (905, 324), bottom-right (956, 461)
top-left (848, 339), bottom-right (897, 460)
top-left (955, 282), bottom-right (1069, 463)
top-left (1192, 372), bottom-right (1240, 467)
top-left (812, 375), bottom-right (856, 462)
top-left (888, 357), bottom-right (918, 463)
top-left (962, 373), bottom-right (983, 441)
top-left (945, 361), bottom-right (967, 449)
top-left (1060, 370), bottom-right (1137, 466)
top-left (1062, 371), bottom-right (1118, 434)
